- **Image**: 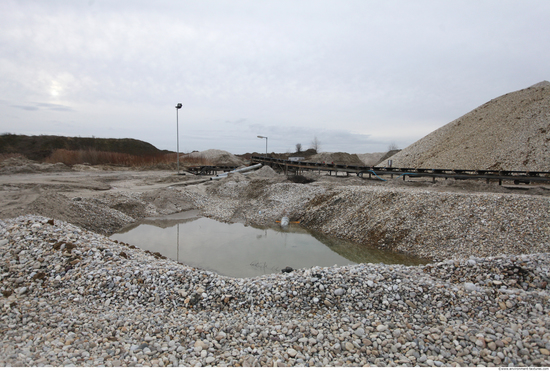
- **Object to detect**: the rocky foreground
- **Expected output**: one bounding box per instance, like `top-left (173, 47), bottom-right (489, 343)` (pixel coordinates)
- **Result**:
top-left (1, 215), bottom-right (549, 367)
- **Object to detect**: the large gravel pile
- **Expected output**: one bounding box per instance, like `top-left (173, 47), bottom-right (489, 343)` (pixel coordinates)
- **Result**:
top-left (383, 81), bottom-right (550, 171)
top-left (0, 215), bottom-right (548, 367)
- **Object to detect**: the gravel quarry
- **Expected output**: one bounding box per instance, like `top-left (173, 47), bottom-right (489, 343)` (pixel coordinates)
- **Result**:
top-left (1, 159), bottom-right (549, 367)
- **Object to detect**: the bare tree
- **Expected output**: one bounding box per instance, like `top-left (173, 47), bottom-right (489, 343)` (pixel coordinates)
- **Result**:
top-left (295, 143), bottom-right (302, 153)
top-left (388, 142), bottom-right (399, 151)
top-left (310, 136), bottom-right (321, 152)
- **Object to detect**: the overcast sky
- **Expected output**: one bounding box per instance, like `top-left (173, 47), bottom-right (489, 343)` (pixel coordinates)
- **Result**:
top-left (1, 0), bottom-right (548, 154)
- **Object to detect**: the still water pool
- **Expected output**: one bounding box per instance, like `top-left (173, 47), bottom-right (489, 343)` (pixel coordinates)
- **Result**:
top-left (110, 211), bottom-right (430, 278)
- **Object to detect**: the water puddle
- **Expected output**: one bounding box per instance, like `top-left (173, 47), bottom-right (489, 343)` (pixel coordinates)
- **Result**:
top-left (110, 211), bottom-right (430, 277)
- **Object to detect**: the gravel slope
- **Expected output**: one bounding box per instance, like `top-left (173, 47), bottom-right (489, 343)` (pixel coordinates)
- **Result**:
top-left (200, 177), bottom-right (550, 262)
top-left (383, 81), bottom-right (550, 171)
top-left (1, 215), bottom-right (549, 367)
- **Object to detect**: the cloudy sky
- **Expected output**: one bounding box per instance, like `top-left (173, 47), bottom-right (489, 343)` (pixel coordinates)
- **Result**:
top-left (1, 0), bottom-right (548, 154)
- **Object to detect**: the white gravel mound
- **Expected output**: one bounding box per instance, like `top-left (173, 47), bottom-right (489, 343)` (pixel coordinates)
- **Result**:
top-left (383, 81), bottom-right (550, 171)
top-left (183, 149), bottom-right (244, 166)
top-left (247, 164), bottom-right (280, 178)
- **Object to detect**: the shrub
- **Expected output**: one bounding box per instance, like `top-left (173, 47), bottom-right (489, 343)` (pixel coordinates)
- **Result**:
top-left (44, 149), bottom-right (214, 167)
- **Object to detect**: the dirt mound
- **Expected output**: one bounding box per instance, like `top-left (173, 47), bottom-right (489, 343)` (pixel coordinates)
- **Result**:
top-left (0, 156), bottom-right (36, 168)
top-left (356, 152), bottom-right (386, 166)
top-left (183, 149), bottom-right (244, 167)
top-left (248, 165), bottom-right (279, 178)
top-left (226, 172), bottom-right (247, 182)
top-left (0, 156), bottom-right (73, 174)
top-left (307, 152), bottom-right (365, 166)
top-left (383, 81), bottom-right (550, 171)
top-left (23, 190), bottom-right (135, 235)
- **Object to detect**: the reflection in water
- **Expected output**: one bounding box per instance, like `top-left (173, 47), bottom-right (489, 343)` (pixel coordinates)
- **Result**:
top-left (110, 213), bottom-right (430, 278)
top-left (310, 231), bottom-right (429, 266)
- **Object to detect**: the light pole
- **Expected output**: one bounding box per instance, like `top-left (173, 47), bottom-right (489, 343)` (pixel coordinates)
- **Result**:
top-left (175, 103), bottom-right (182, 174)
top-left (257, 135), bottom-right (268, 158)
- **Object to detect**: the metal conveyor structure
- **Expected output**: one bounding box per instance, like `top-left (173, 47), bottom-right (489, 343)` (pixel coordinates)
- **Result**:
top-left (251, 156), bottom-right (550, 185)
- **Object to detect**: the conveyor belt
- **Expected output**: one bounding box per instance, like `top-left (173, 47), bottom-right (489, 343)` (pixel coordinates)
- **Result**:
top-left (251, 156), bottom-right (550, 185)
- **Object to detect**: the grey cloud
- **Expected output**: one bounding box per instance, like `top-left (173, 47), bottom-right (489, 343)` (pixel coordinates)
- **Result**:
top-left (11, 105), bottom-right (39, 111)
top-left (10, 102), bottom-right (73, 112)
top-left (35, 103), bottom-right (74, 112)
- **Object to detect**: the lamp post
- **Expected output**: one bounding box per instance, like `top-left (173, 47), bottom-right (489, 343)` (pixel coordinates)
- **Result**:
top-left (257, 135), bottom-right (268, 158)
top-left (175, 103), bottom-right (182, 174)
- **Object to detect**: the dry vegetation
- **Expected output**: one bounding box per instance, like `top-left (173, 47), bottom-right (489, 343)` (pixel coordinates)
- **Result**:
top-left (42, 149), bottom-right (215, 168)
top-left (0, 135), bottom-right (220, 168)
top-left (44, 149), bottom-right (173, 167)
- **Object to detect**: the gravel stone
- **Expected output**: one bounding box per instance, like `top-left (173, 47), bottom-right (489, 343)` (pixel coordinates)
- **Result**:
top-left (1, 161), bottom-right (549, 367)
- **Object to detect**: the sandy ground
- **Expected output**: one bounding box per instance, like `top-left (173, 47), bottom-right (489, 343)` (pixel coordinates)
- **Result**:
top-left (0, 170), bottom-right (207, 219)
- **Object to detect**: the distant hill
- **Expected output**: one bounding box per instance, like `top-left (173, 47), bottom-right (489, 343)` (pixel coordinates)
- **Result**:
top-left (0, 134), bottom-right (163, 161)
top-left (382, 81), bottom-right (550, 171)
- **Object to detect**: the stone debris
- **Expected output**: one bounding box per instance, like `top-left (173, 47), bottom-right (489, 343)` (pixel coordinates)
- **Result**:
top-left (201, 179), bottom-right (550, 262)
top-left (1, 215), bottom-right (549, 367)
top-left (384, 81), bottom-right (550, 171)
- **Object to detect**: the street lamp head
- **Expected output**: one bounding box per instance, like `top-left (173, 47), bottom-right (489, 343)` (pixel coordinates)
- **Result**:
top-left (175, 103), bottom-right (182, 109)
top-left (257, 135), bottom-right (266, 139)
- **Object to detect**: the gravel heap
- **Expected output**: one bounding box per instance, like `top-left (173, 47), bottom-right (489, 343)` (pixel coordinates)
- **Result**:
top-left (22, 187), bottom-right (197, 236)
top-left (182, 149), bottom-right (244, 167)
top-left (247, 164), bottom-right (285, 179)
top-left (357, 152), bottom-right (386, 166)
top-left (383, 81), bottom-right (550, 171)
top-left (1, 215), bottom-right (549, 367)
